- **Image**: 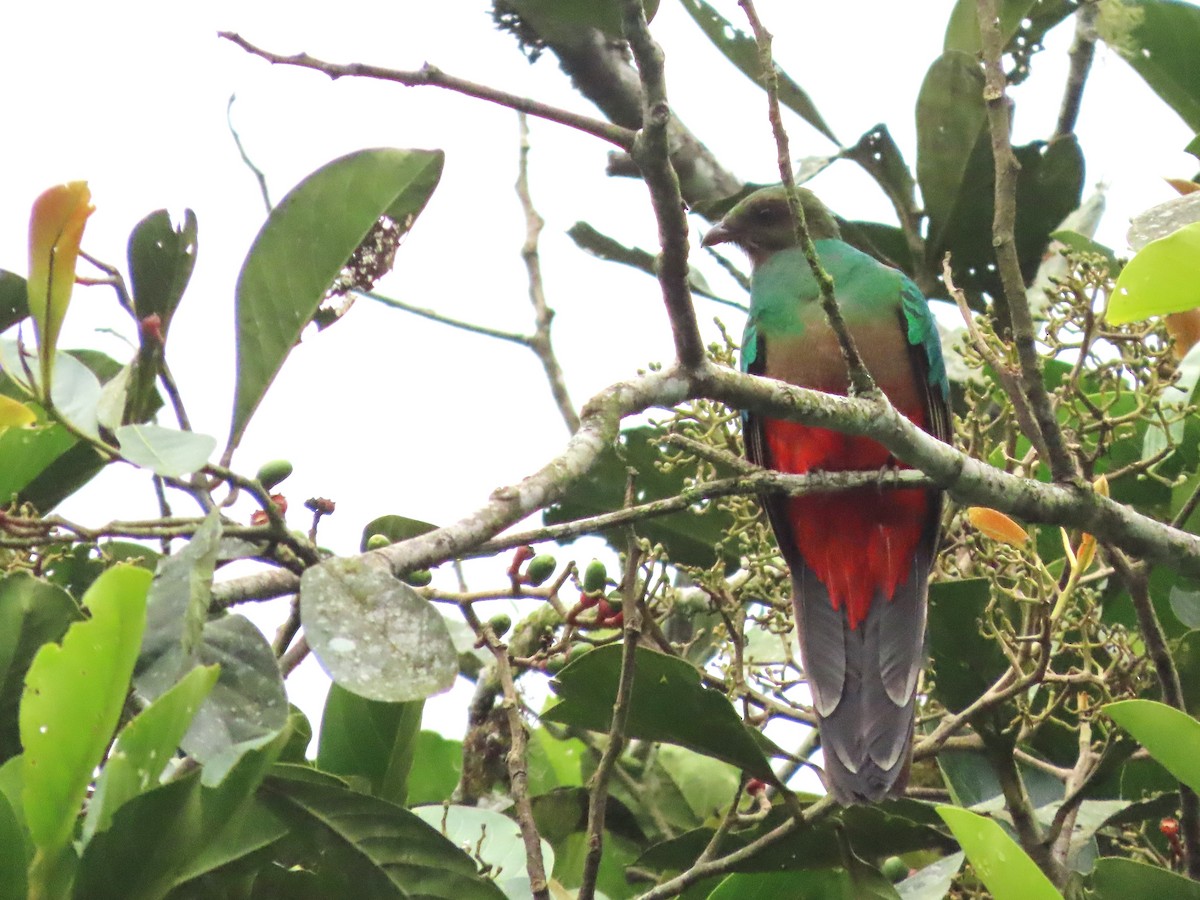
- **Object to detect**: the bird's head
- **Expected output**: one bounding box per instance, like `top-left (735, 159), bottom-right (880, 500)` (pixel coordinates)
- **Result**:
top-left (701, 185), bottom-right (840, 266)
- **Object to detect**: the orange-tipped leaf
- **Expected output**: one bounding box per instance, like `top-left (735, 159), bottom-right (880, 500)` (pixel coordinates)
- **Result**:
top-left (968, 507), bottom-right (1028, 547)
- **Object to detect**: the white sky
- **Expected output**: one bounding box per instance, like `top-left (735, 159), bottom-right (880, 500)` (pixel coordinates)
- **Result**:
top-left (2, 1), bottom-right (1196, 765)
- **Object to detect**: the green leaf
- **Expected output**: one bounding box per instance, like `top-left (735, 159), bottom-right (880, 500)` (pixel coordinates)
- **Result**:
top-left (677, 0), bottom-right (837, 144)
top-left (359, 514), bottom-right (438, 552)
top-left (263, 768), bottom-right (507, 898)
top-left (544, 426), bottom-right (740, 571)
top-left (0, 573), bottom-right (81, 765)
top-left (1090, 856), bottom-right (1200, 899)
top-left (1100, 0), bottom-right (1200, 132)
top-left (504, 0), bottom-right (658, 39)
top-left (0, 271), bottom-right (28, 334)
top-left (82, 664), bottom-right (220, 843)
top-left (231, 148), bottom-right (443, 448)
top-left (21, 565), bottom-right (151, 851)
top-left (136, 514), bottom-right (288, 785)
top-left (127, 209), bottom-right (197, 334)
top-left (936, 806), bottom-right (1062, 900)
top-left (917, 51), bottom-right (987, 254)
top-left (944, 0), bottom-right (1074, 84)
top-left (316, 684), bottom-right (422, 805)
top-left (1050, 229), bottom-right (1121, 275)
top-left (406, 731), bottom-right (464, 806)
top-left (708, 869), bottom-right (868, 899)
top-left (413, 804), bottom-right (555, 898)
top-left (113, 424), bottom-right (216, 477)
top-left (1108, 221), bottom-right (1200, 324)
top-left (926, 579), bottom-right (1007, 716)
top-left (1104, 699), bottom-right (1200, 791)
top-left (567, 222), bottom-right (746, 312)
top-left (0, 784), bottom-right (27, 900)
top-left (300, 557), bottom-right (458, 702)
top-left (74, 732), bottom-right (290, 900)
top-left (541, 644), bottom-right (776, 779)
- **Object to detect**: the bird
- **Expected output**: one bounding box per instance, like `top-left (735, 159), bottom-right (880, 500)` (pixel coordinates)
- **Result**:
top-left (702, 185), bottom-right (950, 804)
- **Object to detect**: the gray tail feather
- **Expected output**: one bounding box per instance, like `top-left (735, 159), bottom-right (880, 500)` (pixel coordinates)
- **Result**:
top-left (791, 557), bottom-right (928, 805)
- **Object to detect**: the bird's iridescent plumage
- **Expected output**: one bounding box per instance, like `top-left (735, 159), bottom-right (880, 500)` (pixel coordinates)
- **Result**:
top-left (703, 186), bottom-right (949, 803)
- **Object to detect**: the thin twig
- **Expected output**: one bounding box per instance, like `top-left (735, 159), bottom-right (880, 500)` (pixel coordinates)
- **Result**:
top-left (619, 0), bottom-right (707, 371)
top-left (515, 112), bottom-right (580, 434)
top-left (976, 0), bottom-right (1081, 485)
top-left (461, 604), bottom-right (551, 899)
top-left (226, 94), bottom-right (273, 213)
top-left (78, 251), bottom-right (135, 317)
top-left (1109, 551), bottom-right (1200, 879)
top-left (218, 32), bottom-right (635, 149)
top-left (738, 0), bottom-right (878, 400)
top-left (361, 290), bottom-right (532, 345)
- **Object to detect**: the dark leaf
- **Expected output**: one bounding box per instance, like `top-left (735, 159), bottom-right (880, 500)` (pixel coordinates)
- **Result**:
top-left (503, 0), bottom-right (658, 39)
top-left (316, 685), bottom-right (422, 805)
top-left (944, 0), bottom-right (1075, 84)
top-left (542, 644), bottom-right (777, 780)
top-left (405, 731), bottom-right (463, 806)
top-left (359, 514), bottom-right (437, 552)
top-left (127, 209), bottom-right (198, 334)
top-left (926, 579), bottom-right (1007, 716)
top-left (1090, 856), bottom-right (1200, 899)
top-left (677, 0), bottom-right (838, 144)
top-left (0, 271), bottom-right (27, 334)
top-left (1101, 0), bottom-right (1200, 132)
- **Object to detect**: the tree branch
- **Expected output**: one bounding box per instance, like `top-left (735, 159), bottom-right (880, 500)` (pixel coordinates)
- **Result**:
top-left (516, 112), bottom-right (580, 433)
top-left (217, 32), bottom-right (635, 149)
top-left (976, 0), bottom-right (1081, 484)
top-left (1053, 1), bottom-right (1099, 141)
top-left (619, 1), bottom-right (706, 370)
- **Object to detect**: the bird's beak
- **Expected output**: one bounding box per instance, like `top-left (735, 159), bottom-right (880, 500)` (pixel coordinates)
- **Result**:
top-left (701, 221), bottom-right (735, 248)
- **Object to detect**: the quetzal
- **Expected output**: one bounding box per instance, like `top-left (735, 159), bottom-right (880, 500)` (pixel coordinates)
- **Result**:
top-left (702, 185), bottom-right (949, 804)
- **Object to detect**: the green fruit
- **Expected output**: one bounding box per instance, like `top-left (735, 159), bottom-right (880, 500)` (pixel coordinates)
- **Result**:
top-left (880, 857), bottom-right (908, 883)
top-left (403, 569), bottom-right (432, 587)
top-left (255, 459), bottom-right (293, 491)
top-left (545, 654), bottom-right (568, 674)
top-left (526, 554), bottom-right (557, 586)
top-left (568, 643), bottom-right (593, 659)
top-left (582, 559), bottom-right (608, 594)
top-left (606, 591), bottom-right (624, 610)
top-left (365, 533), bottom-right (391, 550)
top-left (488, 614), bottom-right (512, 639)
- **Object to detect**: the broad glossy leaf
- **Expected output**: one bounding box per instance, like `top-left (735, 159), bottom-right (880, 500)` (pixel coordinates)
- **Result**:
top-left (26, 182), bottom-right (93, 391)
top-left (82, 663), bottom-right (219, 843)
top-left (1101, 0), bottom-right (1200, 131)
top-left (413, 804), bottom-right (555, 899)
top-left (944, 0), bottom-right (1074, 84)
top-left (1104, 699), bottom-right (1200, 791)
top-left (926, 579), bottom-right (1006, 716)
top-left (136, 513), bottom-right (288, 785)
top-left (263, 768), bottom-right (506, 898)
top-left (1090, 856), bottom-right (1200, 899)
top-left (316, 684), bottom-right (422, 804)
top-left (0, 271), bottom-right (27, 333)
top-left (708, 869), bottom-right (875, 899)
top-left (0, 572), bottom-right (80, 764)
top-left (1109, 221), bottom-right (1200, 323)
top-left (542, 644), bottom-right (775, 779)
top-left (544, 426), bottom-right (740, 571)
top-left (0, 785), bottom-right (25, 900)
top-left (113, 423), bottom-right (216, 477)
top-left (20, 565), bottom-right (151, 851)
top-left (127, 209), bottom-right (197, 333)
top-left (1050, 229), bottom-right (1121, 275)
top-left (677, 0), bottom-right (837, 144)
top-left (301, 557), bottom-right (457, 702)
top-left (231, 148), bottom-right (443, 447)
top-left (936, 806), bottom-right (1062, 900)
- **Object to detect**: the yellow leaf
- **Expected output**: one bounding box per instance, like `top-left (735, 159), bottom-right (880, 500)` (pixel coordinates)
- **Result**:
top-left (968, 507), bottom-right (1029, 547)
top-left (27, 182), bottom-right (94, 394)
top-left (0, 394), bottom-right (36, 428)
top-left (1076, 532), bottom-right (1097, 572)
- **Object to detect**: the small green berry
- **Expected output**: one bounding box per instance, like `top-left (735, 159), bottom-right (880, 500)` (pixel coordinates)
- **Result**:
top-left (582, 559), bottom-right (607, 594)
top-left (545, 654), bottom-right (568, 674)
top-left (881, 857), bottom-right (909, 883)
top-left (487, 614), bottom-right (512, 639)
top-left (526, 554), bottom-right (557, 586)
top-left (365, 533), bottom-right (391, 551)
top-left (255, 459), bottom-right (293, 491)
top-left (403, 569), bottom-right (432, 587)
